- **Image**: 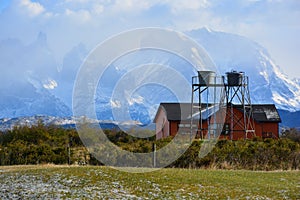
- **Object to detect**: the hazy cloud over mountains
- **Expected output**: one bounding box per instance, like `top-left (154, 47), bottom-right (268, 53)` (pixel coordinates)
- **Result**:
top-left (0, 0), bottom-right (299, 78)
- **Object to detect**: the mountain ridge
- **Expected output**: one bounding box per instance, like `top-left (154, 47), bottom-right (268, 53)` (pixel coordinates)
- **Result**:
top-left (0, 28), bottom-right (299, 128)
top-left (187, 28), bottom-right (300, 111)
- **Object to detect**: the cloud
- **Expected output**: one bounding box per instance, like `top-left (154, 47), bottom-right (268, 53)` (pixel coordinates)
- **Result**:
top-left (113, 0), bottom-right (152, 11)
top-left (19, 0), bottom-right (45, 17)
top-left (92, 4), bottom-right (104, 15)
top-left (162, 0), bottom-right (210, 14)
top-left (64, 0), bottom-right (90, 3)
top-left (0, 0), bottom-right (299, 78)
top-left (64, 8), bottom-right (92, 23)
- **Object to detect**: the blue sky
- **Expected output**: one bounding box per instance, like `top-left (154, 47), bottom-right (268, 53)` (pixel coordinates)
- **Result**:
top-left (0, 0), bottom-right (9, 12)
top-left (0, 0), bottom-right (299, 78)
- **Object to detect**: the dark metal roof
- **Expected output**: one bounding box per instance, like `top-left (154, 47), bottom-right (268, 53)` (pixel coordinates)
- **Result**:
top-left (154, 102), bottom-right (213, 122)
top-left (251, 104), bottom-right (281, 122)
top-left (155, 103), bottom-right (281, 123)
top-left (233, 104), bottom-right (281, 122)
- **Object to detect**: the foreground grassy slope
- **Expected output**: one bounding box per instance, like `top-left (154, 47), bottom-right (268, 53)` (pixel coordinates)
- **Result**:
top-left (0, 165), bottom-right (299, 199)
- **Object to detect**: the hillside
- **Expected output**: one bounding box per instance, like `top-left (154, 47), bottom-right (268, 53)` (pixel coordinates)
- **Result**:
top-left (278, 109), bottom-right (300, 129)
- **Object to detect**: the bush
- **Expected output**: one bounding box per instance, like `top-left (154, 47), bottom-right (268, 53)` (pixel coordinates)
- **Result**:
top-left (168, 138), bottom-right (300, 170)
top-left (1, 124), bottom-right (299, 170)
top-left (0, 124), bottom-right (74, 165)
top-left (281, 128), bottom-right (300, 143)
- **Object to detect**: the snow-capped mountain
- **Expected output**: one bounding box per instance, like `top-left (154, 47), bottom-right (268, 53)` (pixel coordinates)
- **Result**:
top-left (92, 28), bottom-right (300, 125)
top-left (0, 80), bottom-right (71, 118)
top-left (0, 116), bottom-right (76, 131)
top-left (0, 32), bottom-right (71, 118)
top-left (0, 115), bottom-right (148, 132)
top-left (93, 48), bottom-right (195, 125)
top-left (0, 27), bottom-right (299, 128)
top-left (188, 28), bottom-right (300, 111)
top-left (54, 43), bottom-right (88, 108)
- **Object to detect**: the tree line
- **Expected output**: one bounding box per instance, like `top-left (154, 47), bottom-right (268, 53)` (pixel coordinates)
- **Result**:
top-left (0, 122), bottom-right (82, 165)
top-left (0, 123), bottom-right (299, 170)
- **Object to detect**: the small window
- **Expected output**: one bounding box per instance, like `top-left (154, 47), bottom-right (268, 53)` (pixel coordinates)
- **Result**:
top-left (178, 124), bottom-right (185, 128)
top-left (178, 123), bottom-right (193, 135)
top-left (262, 132), bottom-right (274, 139)
top-left (178, 123), bottom-right (194, 128)
top-left (222, 124), bottom-right (230, 135)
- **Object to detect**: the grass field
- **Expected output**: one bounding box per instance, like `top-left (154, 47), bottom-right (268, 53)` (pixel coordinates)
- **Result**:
top-left (0, 165), bottom-right (299, 199)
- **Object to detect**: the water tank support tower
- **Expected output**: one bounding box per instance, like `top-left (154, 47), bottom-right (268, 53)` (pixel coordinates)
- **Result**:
top-left (224, 71), bottom-right (255, 139)
top-left (190, 70), bottom-right (255, 140)
top-left (190, 71), bottom-right (226, 140)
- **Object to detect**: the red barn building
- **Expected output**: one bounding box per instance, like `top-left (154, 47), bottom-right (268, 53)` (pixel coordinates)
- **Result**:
top-left (154, 103), bottom-right (281, 140)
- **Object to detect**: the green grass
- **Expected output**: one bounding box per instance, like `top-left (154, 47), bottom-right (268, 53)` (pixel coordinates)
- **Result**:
top-left (0, 165), bottom-right (299, 199)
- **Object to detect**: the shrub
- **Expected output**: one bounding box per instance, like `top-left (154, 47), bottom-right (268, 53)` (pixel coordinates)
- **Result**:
top-left (0, 124), bottom-right (299, 170)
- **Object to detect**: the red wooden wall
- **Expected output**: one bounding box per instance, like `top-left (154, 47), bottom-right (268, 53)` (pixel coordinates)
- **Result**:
top-left (166, 107), bottom-right (279, 140)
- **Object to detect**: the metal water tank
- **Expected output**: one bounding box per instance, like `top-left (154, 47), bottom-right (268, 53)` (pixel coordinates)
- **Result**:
top-left (226, 71), bottom-right (243, 86)
top-left (198, 71), bottom-right (216, 85)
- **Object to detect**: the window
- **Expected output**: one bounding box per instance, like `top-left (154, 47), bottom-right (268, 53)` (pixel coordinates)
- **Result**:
top-left (178, 123), bottom-right (196, 135)
top-left (222, 123), bottom-right (230, 135)
top-left (262, 132), bottom-right (274, 139)
top-left (178, 124), bottom-right (191, 128)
